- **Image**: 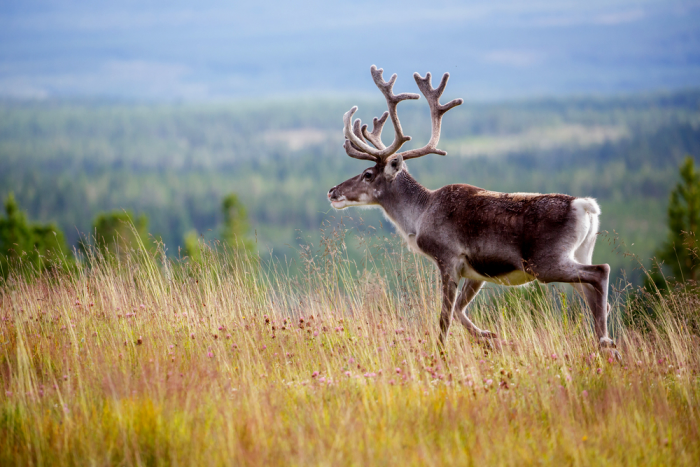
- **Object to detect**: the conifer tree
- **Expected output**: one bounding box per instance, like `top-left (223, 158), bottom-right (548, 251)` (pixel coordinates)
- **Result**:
top-left (221, 193), bottom-right (253, 251)
top-left (0, 193), bottom-right (71, 276)
top-left (651, 156), bottom-right (700, 286)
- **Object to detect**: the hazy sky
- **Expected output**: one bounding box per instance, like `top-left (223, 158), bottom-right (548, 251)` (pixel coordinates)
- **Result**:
top-left (1, 0), bottom-right (699, 100)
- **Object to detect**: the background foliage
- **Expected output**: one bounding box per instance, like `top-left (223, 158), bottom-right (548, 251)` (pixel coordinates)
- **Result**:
top-left (1, 89), bottom-right (700, 282)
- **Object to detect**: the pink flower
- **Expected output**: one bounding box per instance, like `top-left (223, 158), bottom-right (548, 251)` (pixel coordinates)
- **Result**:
top-left (596, 368), bottom-right (602, 374)
top-left (190, 333), bottom-right (195, 339)
top-left (551, 354), bottom-right (557, 360)
top-left (608, 357), bottom-right (614, 364)
top-left (395, 368), bottom-right (402, 374)
top-left (207, 352), bottom-right (214, 358)
top-left (486, 379), bottom-right (493, 386)
top-left (582, 390), bottom-right (589, 398)
top-left (140, 304), bottom-right (145, 309)
top-left (218, 326), bottom-right (224, 331)
top-left (312, 371), bottom-right (319, 378)
top-left (344, 371), bottom-right (351, 377)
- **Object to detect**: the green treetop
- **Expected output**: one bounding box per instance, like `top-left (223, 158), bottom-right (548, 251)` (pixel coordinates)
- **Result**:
top-left (652, 156), bottom-right (700, 285)
top-left (221, 193), bottom-right (253, 251)
top-left (0, 193), bottom-right (71, 276)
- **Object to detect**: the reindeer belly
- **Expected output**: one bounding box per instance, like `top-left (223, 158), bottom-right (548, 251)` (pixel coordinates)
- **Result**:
top-left (461, 253), bottom-right (536, 286)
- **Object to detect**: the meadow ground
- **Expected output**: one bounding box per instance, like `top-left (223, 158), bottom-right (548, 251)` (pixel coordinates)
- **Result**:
top-left (1, 231), bottom-right (699, 466)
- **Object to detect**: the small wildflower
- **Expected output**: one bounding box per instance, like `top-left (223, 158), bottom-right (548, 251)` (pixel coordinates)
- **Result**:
top-left (140, 304), bottom-right (145, 309)
top-left (226, 334), bottom-right (231, 339)
top-left (596, 368), bottom-right (602, 374)
top-left (5, 391), bottom-right (11, 396)
top-left (312, 371), bottom-right (319, 378)
top-left (207, 352), bottom-right (214, 358)
top-left (344, 371), bottom-right (351, 377)
top-left (190, 333), bottom-right (195, 339)
top-left (218, 326), bottom-right (224, 331)
top-left (395, 368), bottom-right (401, 374)
top-left (136, 337), bottom-right (143, 345)
top-left (608, 357), bottom-right (614, 364)
top-left (582, 390), bottom-right (589, 398)
top-left (551, 354), bottom-right (557, 360)
top-left (486, 379), bottom-right (493, 386)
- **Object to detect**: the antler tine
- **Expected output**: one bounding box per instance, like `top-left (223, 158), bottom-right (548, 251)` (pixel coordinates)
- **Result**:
top-left (342, 65), bottom-right (419, 160)
top-left (347, 118), bottom-right (380, 161)
top-left (352, 118), bottom-right (367, 143)
top-left (399, 72), bottom-right (463, 160)
top-left (343, 139), bottom-right (378, 162)
top-left (362, 111), bottom-right (388, 150)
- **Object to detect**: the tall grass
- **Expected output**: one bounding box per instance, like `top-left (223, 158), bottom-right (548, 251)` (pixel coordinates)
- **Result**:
top-left (1, 226), bottom-right (699, 466)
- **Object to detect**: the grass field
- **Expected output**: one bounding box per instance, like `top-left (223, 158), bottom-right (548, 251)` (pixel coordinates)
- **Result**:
top-left (1, 229), bottom-right (699, 466)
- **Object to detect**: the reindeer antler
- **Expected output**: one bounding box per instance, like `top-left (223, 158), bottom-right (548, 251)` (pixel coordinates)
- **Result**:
top-left (343, 65), bottom-right (463, 163)
top-left (400, 72), bottom-right (463, 160)
top-left (343, 65), bottom-right (419, 162)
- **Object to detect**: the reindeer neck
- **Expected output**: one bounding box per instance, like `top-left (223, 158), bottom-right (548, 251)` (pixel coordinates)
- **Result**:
top-left (378, 170), bottom-right (431, 236)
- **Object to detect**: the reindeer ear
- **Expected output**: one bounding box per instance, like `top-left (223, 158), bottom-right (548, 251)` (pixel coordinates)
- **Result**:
top-left (384, 154), bottom-right (404, 180)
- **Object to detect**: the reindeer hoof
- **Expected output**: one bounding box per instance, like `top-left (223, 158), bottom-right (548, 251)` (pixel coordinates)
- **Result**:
top-left (599, 337), bottom-right (616, 349)
top-left (599, 338), bottom-right (622, 361)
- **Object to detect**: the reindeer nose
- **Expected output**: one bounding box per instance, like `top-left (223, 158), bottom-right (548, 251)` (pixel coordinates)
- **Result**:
top-left (328, 186), bottom-right (338, 200)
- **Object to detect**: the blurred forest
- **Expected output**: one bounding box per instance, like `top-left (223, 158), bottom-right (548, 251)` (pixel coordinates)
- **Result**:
top-left (1, 88), bottom-right (700, 283)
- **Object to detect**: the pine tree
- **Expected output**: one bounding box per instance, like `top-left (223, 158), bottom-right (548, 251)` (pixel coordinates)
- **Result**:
top-left (221, 193), bottom-right (253, 251)
top-left (650, 156), bottom-right (700, 287)
top-left (0, 193), bottom-right (71, 276)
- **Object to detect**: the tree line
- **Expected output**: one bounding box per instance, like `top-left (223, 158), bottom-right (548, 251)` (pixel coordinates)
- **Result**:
top-left (0, 192), bottom-right (251, 278)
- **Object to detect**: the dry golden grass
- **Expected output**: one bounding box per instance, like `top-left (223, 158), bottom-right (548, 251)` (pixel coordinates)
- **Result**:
top-left (1, 231), bottom-right (699, 466)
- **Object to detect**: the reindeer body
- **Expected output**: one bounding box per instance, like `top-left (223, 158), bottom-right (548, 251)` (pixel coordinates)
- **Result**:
top-left (328, 65), bottom-right (617, 355)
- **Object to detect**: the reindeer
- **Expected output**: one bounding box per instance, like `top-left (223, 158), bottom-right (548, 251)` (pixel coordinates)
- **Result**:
top-left (327, 65), bottom-right (618, 356)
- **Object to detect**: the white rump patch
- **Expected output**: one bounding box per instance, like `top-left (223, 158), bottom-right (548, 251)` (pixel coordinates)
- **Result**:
top-left (572, 197), bottom-right (601, 215)
top-left (570, 197), bottom-right (601, 264)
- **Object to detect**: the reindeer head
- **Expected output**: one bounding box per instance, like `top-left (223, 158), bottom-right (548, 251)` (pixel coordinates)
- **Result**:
top-left (328, 65), bottom-right (463, 209)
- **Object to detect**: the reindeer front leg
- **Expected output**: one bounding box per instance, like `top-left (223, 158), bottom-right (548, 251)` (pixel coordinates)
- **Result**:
top-left (454, 279), bottom-right (498, 340)
top-left (438, 272), bottom-right (458, 347)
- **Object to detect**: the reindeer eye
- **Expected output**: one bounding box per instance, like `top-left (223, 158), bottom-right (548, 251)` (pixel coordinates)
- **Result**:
top-left (363, 172), bottom-right (372, 181)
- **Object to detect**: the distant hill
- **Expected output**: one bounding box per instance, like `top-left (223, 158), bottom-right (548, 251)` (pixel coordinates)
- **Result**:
top-left (1, 88), bottom-right (699, 283)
